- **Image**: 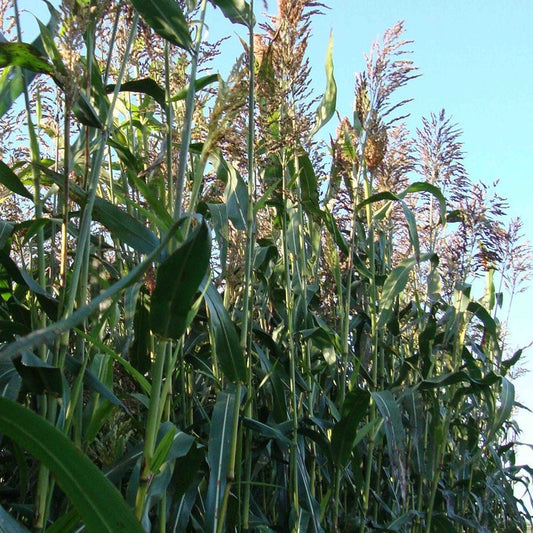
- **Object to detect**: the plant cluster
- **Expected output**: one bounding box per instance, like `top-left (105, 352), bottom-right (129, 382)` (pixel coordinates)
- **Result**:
top-left (0, 1), bottom-right (531, 532)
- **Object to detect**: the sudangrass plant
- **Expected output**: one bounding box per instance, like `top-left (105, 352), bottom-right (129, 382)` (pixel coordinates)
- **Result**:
top-left (0, 1), bottom-right (532, 532)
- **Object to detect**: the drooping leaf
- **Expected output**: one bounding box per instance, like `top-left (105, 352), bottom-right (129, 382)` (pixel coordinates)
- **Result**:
top-left (169, 73), bottom-right (219, 102)
top-left (0, 397), bottom-right (144, 533)
top-left (204, 283), bottom-right (246, 383)
top-left (403, 181), bottom-right (446, 224)
top-left (36, 20), bottom-right (103, 128)
top-left (295, 152), bottom-right (322, 220)
top-left (0, 221), bottom-right (14, 250)
top-left (221, 158), bottom-right (248, 231)
top-left (13, 352), bottom-right (62, 397)
top-left (378, 253), bottom-right (434, 327)
top-left (0, 42), bottom-right (52, 73)
top-left (105, 77), bottom-right (166, 108)
top-left (206, 387), bottom-right (239, 533)
top-left (0, 4), bottom-right (58, 117)
top-left (150, 221), bottom-right (210, 339)
top-left (331, 388), bottom-right (370, 467)
top-left (0, 160), bottom-right (32, 200)
top-left (371, 390), bottom-right (407, 501)
top-left (209, 0), bottom-right (255, 27)
top-left (0, 249), bottom-right (59, 320)
top-left (64, 355), bottom-right (127, 411)
top-left (128, 0), bottom-right (192, 51)
top-left (311, 32), bottom-right (336, 136)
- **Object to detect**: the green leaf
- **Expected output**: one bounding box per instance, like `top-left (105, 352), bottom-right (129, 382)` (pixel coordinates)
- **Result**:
top-left (45, 508), bottom-right (81, 533)
top-left (223, 164), bottom-right (248, 231)
top-left (418, 371), bottom-right (470, 390)
top-left (128, 0), bottom-right (192, 51)
top-left (467, 301), bottom-right (498, 337)
top-left (0, 160), bottom-right (32, 199)
top-left (13, 352), bottom-right (62, 397)
top-left (169, 73), bottom-right (219, 102)
top-left (371, 390), bottom-right (407, 500)
top-left (403, 181), bottom-right (446, 224)
top-left (0, 397), bottom-right (144, 533)
top-left (0, 221), bottom-right (14, 250)
top-left (378, 253), bottom-right (434, 327)
top-left (489, 377), bottom-right (514, 441)
top-left (0, 42), bottom-right (52, 73)
top-left (311, 32), bottom-right (336, 136)
top-left (105, 77), bottom-right (166, 108)
top-left (150, 426), bottom-right (177, 473)
top-left (0, 249), bottom-right (59, 320)
top-left (331, 388), bottom-right (370, 467)
top-left (204, 283), bottom-right (246, 383)
top-left (150, 221), bottom-right (210, 339)
top-left (209, 0), bottom-right (255, 27)
top-left (206, 388), bottom-right (239, 533)
top-left (64, 355), bottom-right (127, 411)
top-left (295, 153), bottom-right (322, 220)
top-left (0, 5), bottom-right (58, 117)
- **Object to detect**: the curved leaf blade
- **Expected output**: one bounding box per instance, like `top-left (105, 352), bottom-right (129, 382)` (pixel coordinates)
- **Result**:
top-left (128, 0), bottom-right (192, 51)
top-left (0, 397), bottom-right (144, 533)
top-left (204, 283), bottom-right (246, 383)
top-left (150, 221), bottom-right (210, 339)
top-left (0, 160), bottom-right (32, 200)
top-left (311, 31), bottom-right (336, 136)
top-left (209, 0), bottom-right (255, 27)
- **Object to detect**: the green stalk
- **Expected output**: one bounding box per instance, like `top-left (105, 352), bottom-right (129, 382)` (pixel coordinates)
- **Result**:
top-left (241, 3), bottom-right (256, 527)
top-left (281, 158), bottom-right (300, 526)
top-left (173, 0), bottom-right (208, 221)
top-left (135, 339), bottom-right (168, 519)
top-left (63, 13), bottom-right (139, 319)
top-left (359, 170), bottom-right (380, 533)
top-left (14, 3), bottom-right (49, 529)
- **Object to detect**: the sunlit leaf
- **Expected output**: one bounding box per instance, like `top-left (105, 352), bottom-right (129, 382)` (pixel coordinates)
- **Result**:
top-left (128, 0), bottom-right (192, 51)
top-left (209, 0), bottom-right (255, 27)
top-left (311, 32), bottom-right (336, 136)
top-left (0, 160), bottom-right (32, 200)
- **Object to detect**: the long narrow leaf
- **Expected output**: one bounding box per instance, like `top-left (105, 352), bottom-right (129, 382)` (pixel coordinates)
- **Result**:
top-left (311, 31), bottom-right (336, 136)
top-left (0, 397), bottom-right (144, 533)
top-left (128, 0), bottom-right (192, 51)
top-left (150, 221), bottom-right (210, 339)
top-left (204, 283), bottom-right (246, 383)
top-left (206, 388), bottom-right (238, 533)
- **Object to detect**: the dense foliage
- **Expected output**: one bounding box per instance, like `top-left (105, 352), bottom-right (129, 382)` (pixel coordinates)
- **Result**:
top-left (0, 0), bottom-right (532, 531)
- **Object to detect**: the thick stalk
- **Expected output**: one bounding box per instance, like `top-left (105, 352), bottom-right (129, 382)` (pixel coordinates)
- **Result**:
top-left (135, 339), bottom-right (168, 519)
